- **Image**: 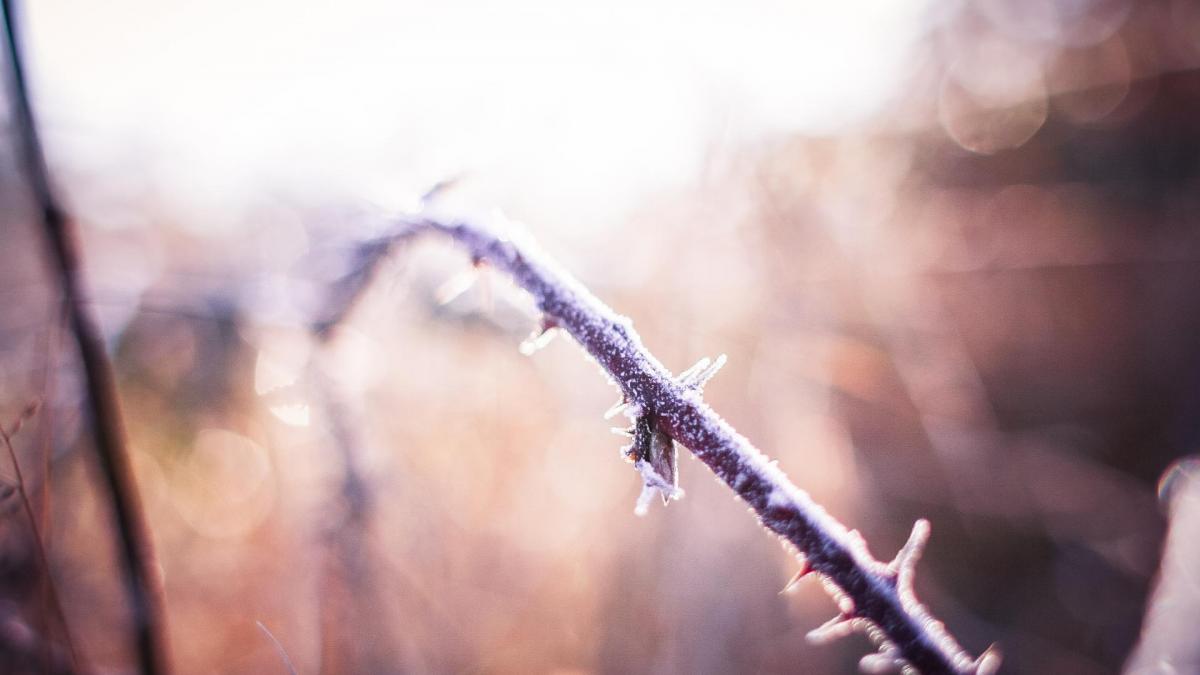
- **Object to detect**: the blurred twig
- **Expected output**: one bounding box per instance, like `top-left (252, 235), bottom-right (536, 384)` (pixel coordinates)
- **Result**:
top-left (330, 210), bottom-right (997, 674)
top-left (255, 621), bottom-right (298, 675)
top-left (1124, 458), bottom-right (1200, 674)
top-left (1, 2), bottom-right (171, 673)
top-left (0, 405), bottom-right (80, 672)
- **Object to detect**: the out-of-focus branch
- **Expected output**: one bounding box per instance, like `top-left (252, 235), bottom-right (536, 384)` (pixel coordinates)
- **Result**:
top-left (1, 2), bottom-right (171, 673)
top-left (328, 210), bottom-right (997, 674)
top-left (1124, 457), bottom-right (1200, 674)
top-left (1, 405), bottom-right (80, 672)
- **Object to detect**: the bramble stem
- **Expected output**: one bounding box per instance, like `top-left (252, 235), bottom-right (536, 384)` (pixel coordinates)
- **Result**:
top-left (337, 213), bottom-right (994, 674)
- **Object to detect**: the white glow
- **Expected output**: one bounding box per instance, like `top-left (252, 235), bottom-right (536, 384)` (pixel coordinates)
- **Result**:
top-left (25, 0), bottom-right (930, 230)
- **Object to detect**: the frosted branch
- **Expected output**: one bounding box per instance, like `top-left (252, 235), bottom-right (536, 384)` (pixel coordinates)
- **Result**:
top-left (335, 210), bottom-right (994, 674)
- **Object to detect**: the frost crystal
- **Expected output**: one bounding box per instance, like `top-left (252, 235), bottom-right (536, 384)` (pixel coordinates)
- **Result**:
top-left (859, 652), bottom-right (902, 674)
top-left (807, 615), bottom-right (866, 645)
top-left (603, 397), bottom-right (629, 420)
top-left (677, 353), bottom-right (727, 391)
top-left (633, 458), bottom-right (684, 516)
top-left (434, 268), bottom-right (479, 305)
top-left (889, 519), bottom-right (931, 598)
top-left (518, 325), bottom-right (558, 356)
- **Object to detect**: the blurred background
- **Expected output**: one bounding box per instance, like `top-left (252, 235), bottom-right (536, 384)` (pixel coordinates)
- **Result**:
top-left (2, 0), bottom-right (1200, 673)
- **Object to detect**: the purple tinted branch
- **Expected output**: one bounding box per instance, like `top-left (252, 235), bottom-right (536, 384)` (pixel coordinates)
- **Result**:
top-left (3, 2), bottom-right (170, 672)
top-left (379, 214), bottom-right (994, 674)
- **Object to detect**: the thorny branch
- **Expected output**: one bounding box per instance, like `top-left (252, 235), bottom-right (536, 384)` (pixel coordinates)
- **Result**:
top-left (325, 210), bottom-right (1000, 674)
top-left (2, 1), bottom-right (171, 673)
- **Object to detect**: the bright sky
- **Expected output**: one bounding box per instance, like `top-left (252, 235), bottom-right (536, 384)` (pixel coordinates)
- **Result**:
top-left (24, 0), bottom-right (931, 231)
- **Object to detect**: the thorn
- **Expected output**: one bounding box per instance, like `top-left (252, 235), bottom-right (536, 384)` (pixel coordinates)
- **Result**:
top-left (610, 427), bottom-right (633, 437)
top-left (780, 560), bottom-right (812, 594)
top-left (819, 576), bottom-right (857, 616)
top-left (8, 400), bottom-right (40, 437)
top-left (19, 399), bottom-right (40, 422)
top-left (603, 397), bottom-right (630, 420)
top-left (973, 644), bottom-right (1003, 675)
top-left (846, 528), bottom-right (868, 550)
top-left (677, 356), bottom-right (711, 384)
top-left (478, 265), bottom-right (494, 314)
top-left (255, 621), bottom-right (298, 675)
top-left (858, 652), bottom-right (901, 674)
top-left (634, 483), bottom-right (655, 517)
top-left (419, 176), bottom-right (462, 205)
top-left (888, 519), bottom-right (931, 592)
top-left (678, 353), bottom-right (728, 391)
top-left (518, 320), bottom-right (559, 356)
top-left (434, 268), bottom-right (478, 305)
top-left (806, 615), bottom-right (863, 645)
top-left (838, 595), bottom-right (856, 616)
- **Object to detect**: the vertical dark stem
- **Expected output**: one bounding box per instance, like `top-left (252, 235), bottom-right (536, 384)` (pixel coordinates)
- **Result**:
top-left (1, 2), bottom-right (171, 673)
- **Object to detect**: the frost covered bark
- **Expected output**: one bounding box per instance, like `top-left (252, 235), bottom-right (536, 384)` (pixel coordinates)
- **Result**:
top-left (335, 210), bottom-right (998, 674)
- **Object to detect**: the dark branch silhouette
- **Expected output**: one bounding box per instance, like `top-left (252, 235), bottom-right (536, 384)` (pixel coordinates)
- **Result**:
top-left (1, 2), bottom-right (171, 673)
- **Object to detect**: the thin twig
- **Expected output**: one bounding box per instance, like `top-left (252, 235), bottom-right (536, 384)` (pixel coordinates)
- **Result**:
top-left (1, 2), bottom-right (171, 673)
top-left (255, 621), bottom-right (298, 675)
top-left (335, 212), bottom-right (998, 674)
top-left (0, 406), bottom-right (81, 672)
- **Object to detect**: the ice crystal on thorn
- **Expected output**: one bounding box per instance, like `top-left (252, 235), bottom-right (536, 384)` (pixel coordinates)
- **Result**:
top-left (889, 519), bottom-right (931, 593)
top-left (603, 397), bottom-right (629, 420)
top-left (678, 353), bottom-right (727, 391)
top-left (807, 615), bottom-right (867, 645)
top-left (633, 459), bottom-right (684, 516)
top-left (518, 319), bottom-right (559, 356)
top-left (434, 268), bottom-right (479, 306)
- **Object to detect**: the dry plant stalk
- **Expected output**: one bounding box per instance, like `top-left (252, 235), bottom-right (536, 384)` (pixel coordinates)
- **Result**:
top-left (2, 1), bottom-right (171, 672)
top-left (331, 212), bottom-right (999, 675)
top-left (0, 405), bottom-right (80, 672)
